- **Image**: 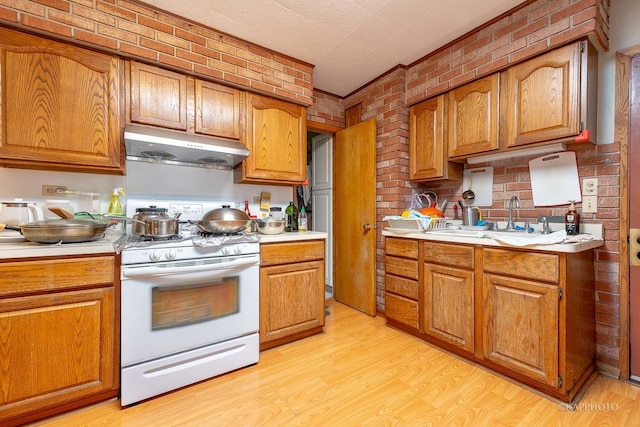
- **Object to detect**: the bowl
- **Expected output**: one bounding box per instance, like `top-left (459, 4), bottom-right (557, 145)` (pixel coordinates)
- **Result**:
top-left (257, 219), bottom-right (285, 235)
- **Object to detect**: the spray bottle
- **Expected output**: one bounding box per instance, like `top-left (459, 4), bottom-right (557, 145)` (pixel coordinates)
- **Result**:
top-left (108, 187), bottom-right (125, 216)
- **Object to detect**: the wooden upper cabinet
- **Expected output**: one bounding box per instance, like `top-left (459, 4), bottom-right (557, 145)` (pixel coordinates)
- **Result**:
top-left (195, 80), bottom-right (242, 140)
top-left (408, 95), bottom-right (462, 181)
top-left (128, 61), bottom-right (188, 130)
top-left (0, 27), bottom-right (124, 174)
top-left (128, 61), bottom-right (243, 140)
top-left (237, 93), bottom-right (307, 184)
top-left (502, 41), bottom-right (586, 147)
top-left (448, 73), bottom-right (500, 158)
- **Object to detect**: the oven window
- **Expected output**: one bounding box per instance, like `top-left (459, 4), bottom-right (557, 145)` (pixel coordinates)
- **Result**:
top-left (151, 276), bottom-right (239, 330)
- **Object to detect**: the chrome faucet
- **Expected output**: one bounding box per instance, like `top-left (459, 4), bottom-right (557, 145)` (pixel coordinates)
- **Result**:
top-left (505, 195), bottom-right (520, 230)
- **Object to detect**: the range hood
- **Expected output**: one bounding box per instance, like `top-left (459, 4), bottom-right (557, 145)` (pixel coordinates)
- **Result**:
top-left (124, 124), bottom-right (249, 169)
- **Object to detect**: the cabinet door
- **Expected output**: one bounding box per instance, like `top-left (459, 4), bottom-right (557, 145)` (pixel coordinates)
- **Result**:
top-left (448, 74), bottom-right (500, 158)
top-left (0, 27), bottom-right (123, 174)
top-left (240, 93), bottom-right (306, 184)
top-left (409, 96), bottom-right (445, 180)
top-left (482, 274), bottom-right (559, 386)
top-left (503, 42), bottom-right (582, 147)
top-left (423, 263), bottom-right (474, 352)
top-left (259, 260), bottom-right (324, 345)
top-left (0, 288), bottom-right (116, 422)
top-left (195, 80), bottom-right (242, 139)
top-left (129, 61), bottom-right (188, 130)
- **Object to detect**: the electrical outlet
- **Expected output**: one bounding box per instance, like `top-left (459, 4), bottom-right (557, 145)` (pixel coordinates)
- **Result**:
top-left (252, 196), bottom-right (261, 203)
top-left (42, 185), bottom-right (67, 196)
top-left (582, 195), bottom-right (597, 213)
top-left (582, 178), bottom-right (598, 196)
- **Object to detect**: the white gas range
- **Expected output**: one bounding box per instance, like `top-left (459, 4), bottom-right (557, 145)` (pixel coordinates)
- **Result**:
top-left (119, 199), bottom-right (260, 406)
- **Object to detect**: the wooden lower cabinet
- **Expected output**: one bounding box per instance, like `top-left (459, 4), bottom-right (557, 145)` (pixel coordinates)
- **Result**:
top-left (385, 237), bottom-right (419, 330)
top-left (384, 237), bottom-right (596, 402)
top-left (0, 255), bottom-right (119, 427)
top-left (259, 240), bottom-right (325, 350)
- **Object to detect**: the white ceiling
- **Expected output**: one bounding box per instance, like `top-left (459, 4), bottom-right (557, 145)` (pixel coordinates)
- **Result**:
top-left (137, 0), bottom-right (525, 96)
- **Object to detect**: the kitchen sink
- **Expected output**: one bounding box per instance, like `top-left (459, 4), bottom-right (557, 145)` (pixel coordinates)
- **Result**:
top-left (425, 227), bottom-right (567, 246)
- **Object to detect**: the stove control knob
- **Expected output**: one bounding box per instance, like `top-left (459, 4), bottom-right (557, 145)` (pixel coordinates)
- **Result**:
top-left (166, 249), bottom-right (177, 260)
top-left (149, 250), bottom-right (161, 261)
top-left (234, 245), bottom-right (243, 254)
top-left (221, 246), bottom-right (231, 255)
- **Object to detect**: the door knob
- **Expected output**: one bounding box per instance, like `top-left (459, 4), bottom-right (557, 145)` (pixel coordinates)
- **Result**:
top-left (363, 224), bottom-right (371, 231)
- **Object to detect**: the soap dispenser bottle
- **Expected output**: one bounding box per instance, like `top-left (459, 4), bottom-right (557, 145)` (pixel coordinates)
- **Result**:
top-left (565, 200), bottom-right (580, 235)
top-left (108, 187), bottom-right (125, 215)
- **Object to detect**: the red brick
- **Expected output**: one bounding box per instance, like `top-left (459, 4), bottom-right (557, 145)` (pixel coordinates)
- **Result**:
top-left (21, 14), bottom-right (72, 37)
top-left (0, 7), bottom-right (19, 22)
top-left (32, 0), bottom-right (69, 12)
top-left (549, 20), bottom-right (597, 47)
top-left (157, 31), bottom-right (190, 49)
top-left (98, 23), bottom-right (137, 44)
top-left (73, 4), bottom-right (116, 26)
top-left (138, 15), bottom-right (174, 35)
top-left (176, 48), bottom-right (207, 65)
top-left (508, 40), bottom-right (549, 64)
top-left (74, 29), bottom-right (118, 50)
top-left (494, 16), bottom-right (528, 40)
top-left (512, 17), bottom-right (548, 41)
top-left (140, 36), bottom-right (174, 55)
top-left (96, 1), bottom-right (136, 21)
top-left (193, 63), bottom-right (223, 80)
top-left (119, 42), bottom-right (157, 61)
top-left (158, 53), bottom-right (193, 72)
top-left (175, 27), bottom-right (207, 46)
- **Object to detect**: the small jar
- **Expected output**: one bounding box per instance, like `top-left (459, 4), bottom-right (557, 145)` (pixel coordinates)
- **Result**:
top-left (269, 207), bottom-right (283, 221)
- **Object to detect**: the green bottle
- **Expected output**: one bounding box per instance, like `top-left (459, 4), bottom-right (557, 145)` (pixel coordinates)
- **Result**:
top-left (285, 201), bottom-right (298, 232)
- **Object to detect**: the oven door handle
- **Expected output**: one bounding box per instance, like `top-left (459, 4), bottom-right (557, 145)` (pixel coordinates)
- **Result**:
top-left (122, 256), bottom-right (259, 279)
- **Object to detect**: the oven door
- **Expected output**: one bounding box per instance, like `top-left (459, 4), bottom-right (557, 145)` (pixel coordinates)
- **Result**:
top-left (121, 254), bottom-right (259, 367)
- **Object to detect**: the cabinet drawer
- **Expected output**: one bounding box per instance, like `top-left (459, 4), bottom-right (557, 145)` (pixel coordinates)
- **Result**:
top-left (385, 274), bottom-right (418, 300)
top-left (385, 256), bottom-right (419, 280)
top-left (0, 256), bottom-right (115, 296)
top-left (261, 240), bottom-right (324, 266)
top-left (386, 293), bottom-right (419, 329)
top-left (483, 248), bottom-right (559, 283)
top-left (386, 237), bottom-right (418, 259)
top-left (422, 242), bottom-right (474, 269)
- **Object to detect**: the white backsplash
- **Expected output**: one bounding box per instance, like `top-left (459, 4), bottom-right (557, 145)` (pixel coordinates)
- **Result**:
top-left (0, 161), bottom-right (293, 216)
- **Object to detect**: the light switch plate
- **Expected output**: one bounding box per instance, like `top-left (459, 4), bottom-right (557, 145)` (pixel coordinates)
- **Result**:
top-left (582, 195), bottom-right (597, 213)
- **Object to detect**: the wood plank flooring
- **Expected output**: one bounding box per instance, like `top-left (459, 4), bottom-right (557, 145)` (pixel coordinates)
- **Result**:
top-left (35, 300), bottom-right (640, 426)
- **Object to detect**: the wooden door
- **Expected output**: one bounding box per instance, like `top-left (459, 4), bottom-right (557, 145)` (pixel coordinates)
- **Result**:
top-left (629, 54), bottom-right (640, 379)
top-left (128, 61), bottom-right (188, 130)
top-left (334, 118), bottom-right (377, 315)
top-left (448, 74), bottom-right (500, 158)
top-left (423, 263), bottom-right (474, 353)
top-left (482, 274), bottom-right (559, 386)
top-left (503, 42), bottom-right (582, 147)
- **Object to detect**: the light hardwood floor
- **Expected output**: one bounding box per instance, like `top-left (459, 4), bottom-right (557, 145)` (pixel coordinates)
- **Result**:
top-left (36, 299), bottom-right (640, 426)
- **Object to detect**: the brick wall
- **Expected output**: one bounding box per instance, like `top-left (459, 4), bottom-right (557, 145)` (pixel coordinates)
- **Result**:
top-left (344, 0), bottom-right (617, 371)
top-left (307, 90), bottom-right (345, 129)
top-left (0, 0), bottom-right (314, 105)
top-left (406, 0), bottom-right (610, 104)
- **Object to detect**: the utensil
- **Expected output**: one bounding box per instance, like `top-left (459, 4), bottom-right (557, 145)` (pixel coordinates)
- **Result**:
top-left (48, 207), bottom-right (75, 219)
top-left (461, 206), bottom-right (482, 226)
top-left (1, 218), bottom-right (108, 244)
top-left (256, 218), bottom-right (285, 235)
top-left (132, 206), bottom-right (181, 237)
top-left (462, 176), bottom-right (475, 201)
top-left (198, 205), bottom-right (250, 234)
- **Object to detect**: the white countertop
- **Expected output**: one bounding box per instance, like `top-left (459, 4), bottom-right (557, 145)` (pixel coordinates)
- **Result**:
top-left (0, 230), bottom-right (328, 260)
top-left (258, 231), bottom-right (328, 243)
top-left (0, 232), bottom-right (121, 260)
top-left (381, 228), bottom-right (603, 253)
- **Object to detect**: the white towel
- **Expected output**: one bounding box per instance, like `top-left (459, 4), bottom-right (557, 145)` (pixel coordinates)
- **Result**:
top-left (487, 230), bottom-right (567, 246)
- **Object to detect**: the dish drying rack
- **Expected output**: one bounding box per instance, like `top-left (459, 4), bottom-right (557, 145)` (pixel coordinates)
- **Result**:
top-left (385, 217), bottom-right (448, 232)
